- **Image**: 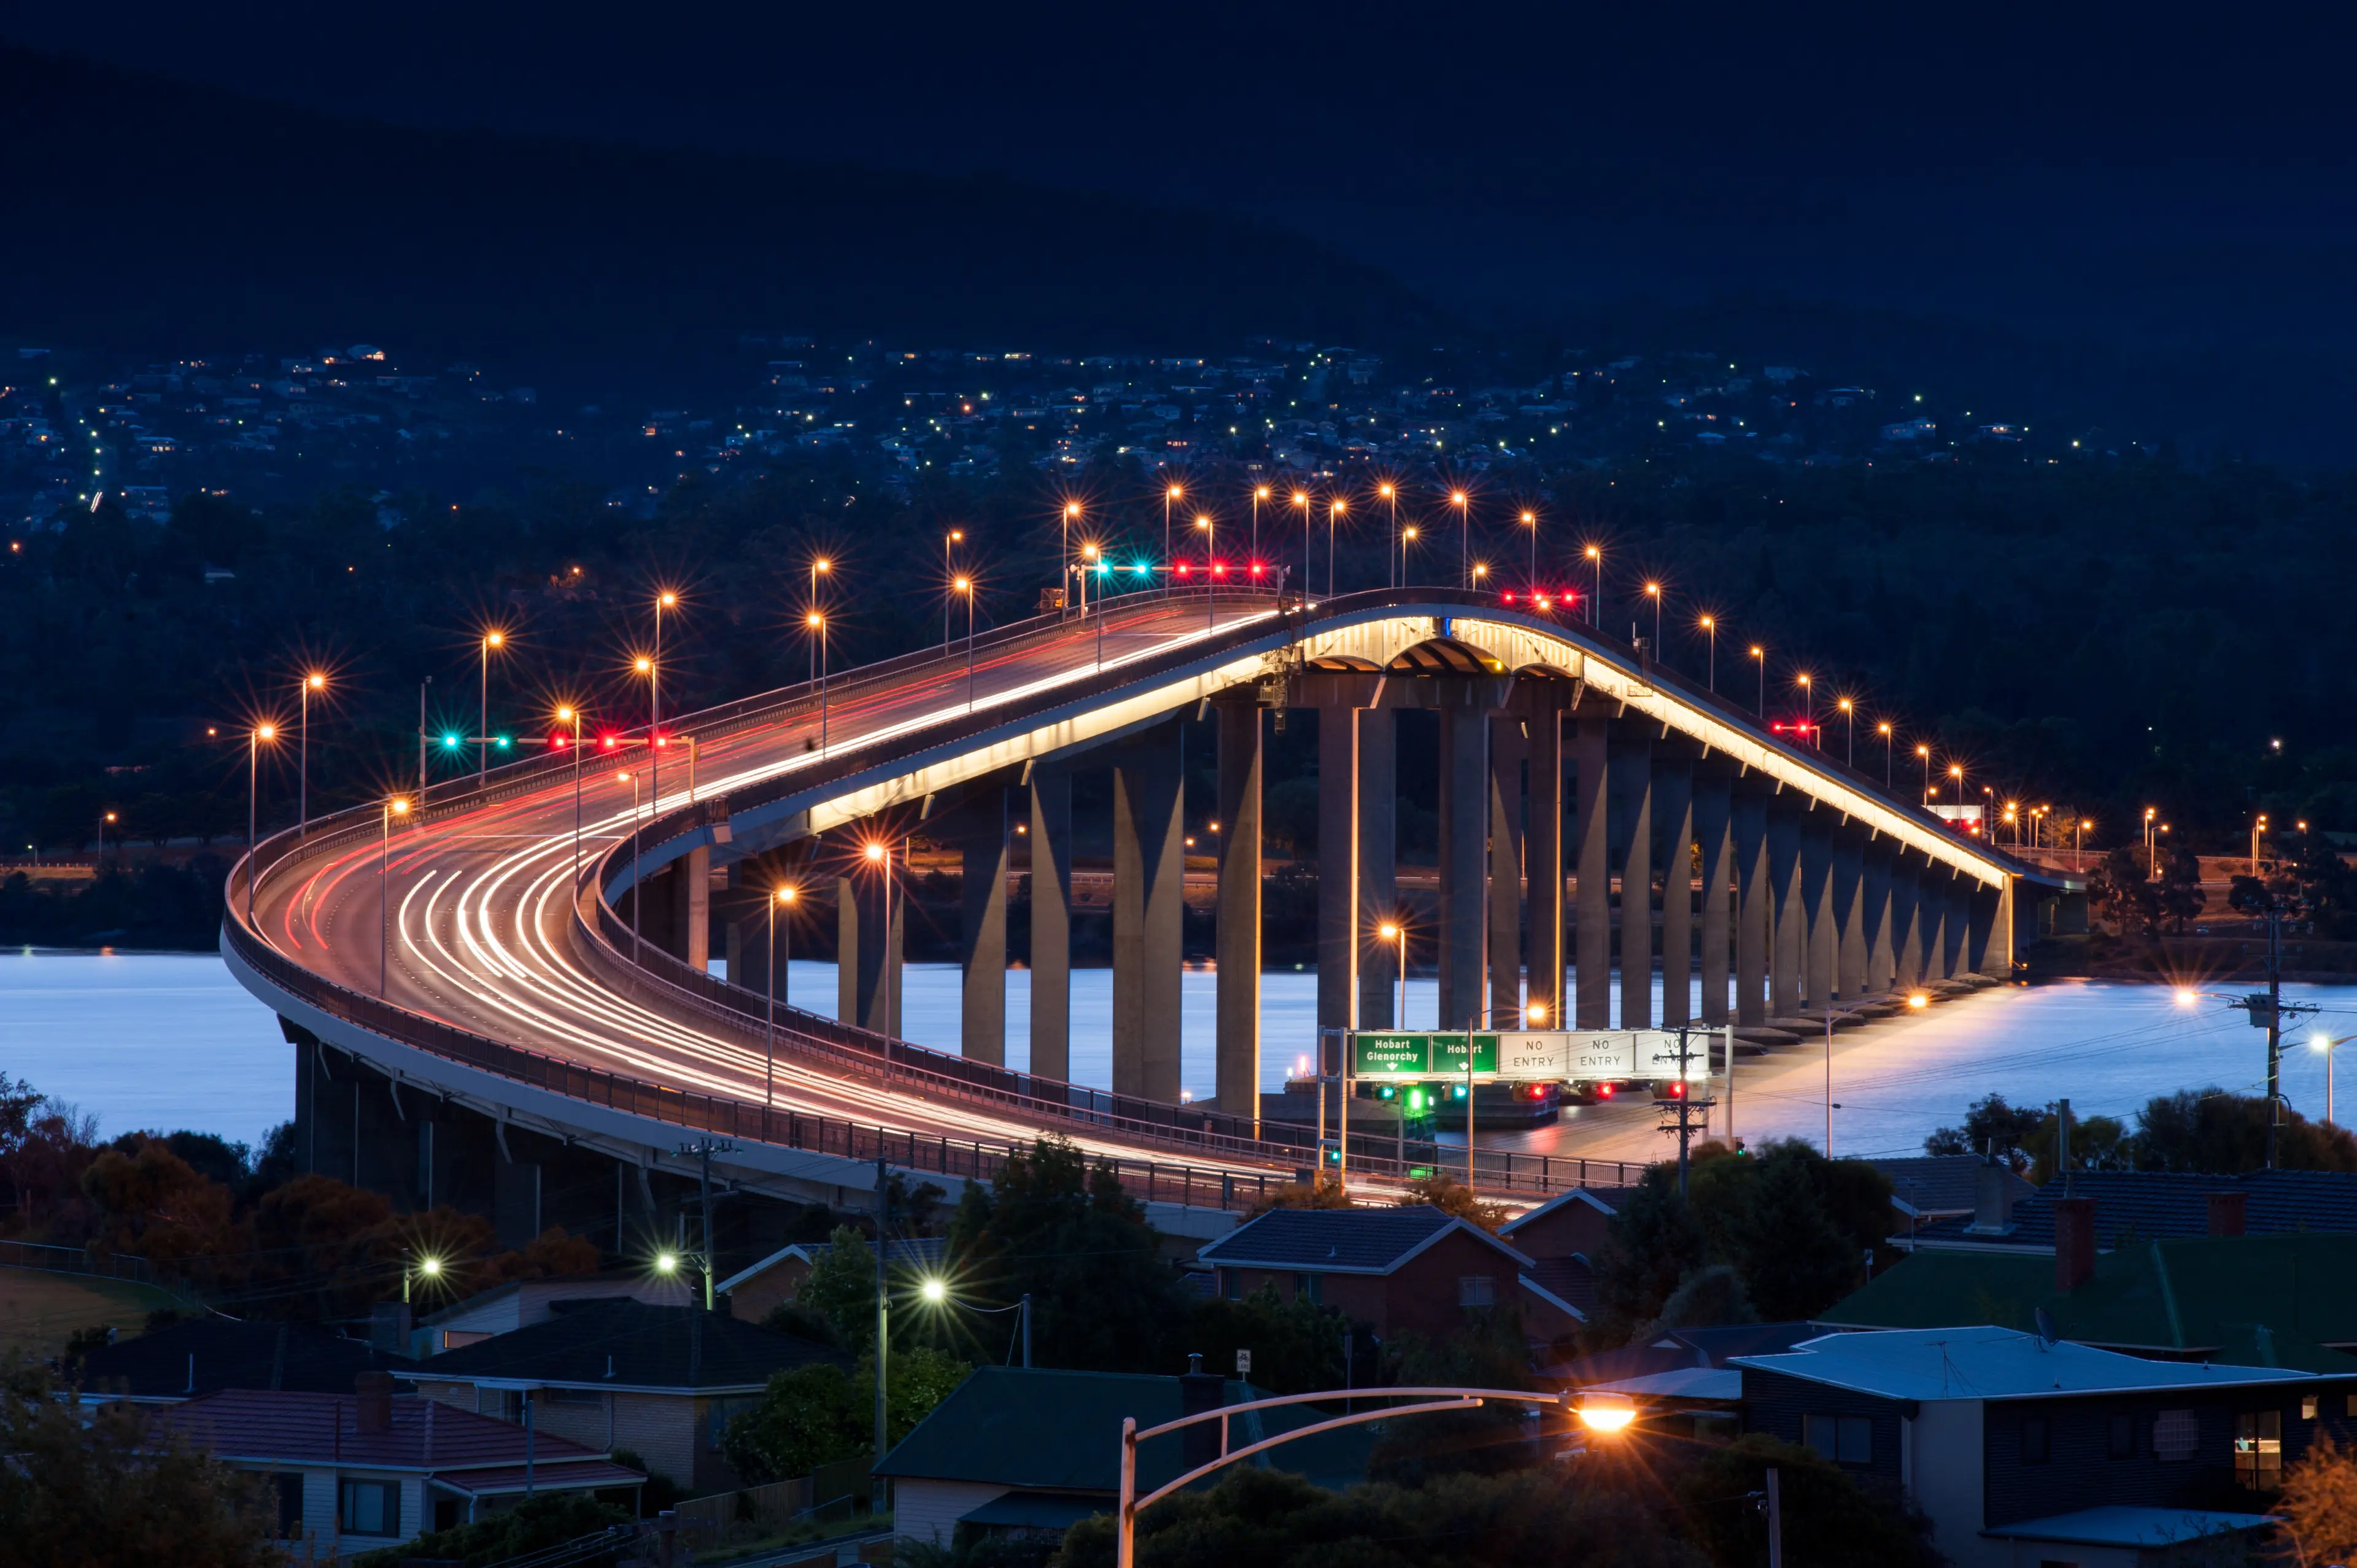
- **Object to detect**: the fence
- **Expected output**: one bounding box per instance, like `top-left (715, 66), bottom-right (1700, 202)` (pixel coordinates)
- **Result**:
top-left (0, 1237), bottom-right (160, 1289)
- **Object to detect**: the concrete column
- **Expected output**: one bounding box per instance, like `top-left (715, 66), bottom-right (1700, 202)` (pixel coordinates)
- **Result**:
top-left (837, 859), bottom-right (902, 1036)
top-left (1525, 694), bottom-right (1566, 1029)
top-left (1356, 709), bottom-right (1398, 1030)
top-left (1862, 848), bottom-right (1895, 994)
top-left (1028, 767), bottom-right (1073, 1083)
top-left (1695, 775), bottom-right (1732, 1026)
top-left (1573, 716), bottom-right (1612, 1029)
top-left (1976, 879), bottom-right (2014, 981)
top-left (1112, 719), bottom-right (1184, 1102)
top-left (684, 845), bottom-right (711, 970)
top-left (1800, 817), bottom-right (1834, 1011)
top-left (1655, 759), bottom-right (1694, 1028)
top-left (1487, 716), bottom-right (1526, 1025)
top-left (1215, 695), bottom-right (1262, 1121)
top-left (1610, 734), bottom-right (1654, 1029)
top-left (1943, 879), bottom-right (1972, 979)
top-left (1732, 791), bottom-right (1770, 1027)
top-left (958, 792), bottom-right (1008, 1065)
top-left (1436, 700), bottom-right (1487, 1030)
top-left (1768, 805), bottom-right (1804, 1018)
top-left (1832, 831), bottom-right (1866, 999)
top-left (1919, 874), bottom-right (1951, 981)
top-left (1316, 705), bottom-right (1358, 1041)
top-left (1891, 857), bottom-right (1924, 988)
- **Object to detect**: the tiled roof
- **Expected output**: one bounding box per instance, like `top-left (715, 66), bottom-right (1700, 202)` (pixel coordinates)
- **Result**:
top-left (1524, 1256), bottom-right (1596, 1317)
top-left (72, 1318), bottom-right (416, 1401)
top-left (1870, 1156), bottom-right (2035, 1218)
top-left (1497, 1186), bottom-right (1631, 1238)
top-left (420, 1272), bottom-right (689, 1327)
top-left (431, 1461), bottom-right (647, 1496)
top-left (1822, 1234), bottom-right (2357, 1368)
top-left (1913, 1169), bottom-right (2357, 1251)
top-left (718, 1237), bottom-right (948, 1296)
top-left (409, 1301), bottom-right (841, 1392)
top-left (151, 1389), bottom-right (611, 1473)
top-left (1198, 1205), bottom-right (1531, 1274)
top-left (1733, 1327), bottom-right (2316, 1402)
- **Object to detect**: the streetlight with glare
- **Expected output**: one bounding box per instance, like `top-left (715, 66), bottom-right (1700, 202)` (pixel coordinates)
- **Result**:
top-left (1383, 484), bottom-right (1401, 587)
top-left (1917, 744), bottom-right (1932, 802)
top-left (1165, 482), bottom-right (1183, 566)
top-left (1519, 509), bottom-right (1537, 595)
top-left (1326, 497), bottom-right (1347, 598)
top-left (380, 795), bottom-right (410, 996)
top-left (1060, 503), bottom-right (1080, 614)
top-left (403, 1251), bottom-right (443, 1305)
top-left (298, 671), bottom-right (327, 832)
top-left (1949, 763), bottom-right (1965, 813)
top-left (808, 557), bottom-right (832, 682)
top-left (246, 724), bottom-right (277, 923)
top-left (1449, 489), bottom-right (1470, 587)
top-left (1878, 722), bottom-right (1894, 789)
top-left (1584, 543), bottom-right (1603, 628)
top-left (478, 630), bottom-right (507, 784)
top-left (2315, 1033), bottom-right (2340, 1127)
top-left (955, 576), bottom-right (978, 706)
top-left (1748, 645), bottom-right (1765, 717)
top-left (767, 885), bottom-right (798, 1106)
top-left (1291, 490), bottom-right (1312, 592)
top-left (1795, 673), bottom-right (1814, 747)
top-left (943, 530), bottom-right (965, 647)
top-left (1252, 486), bottom-right (1270, 562)
top-left (1837, 697), bottom-right (1854, 767)
top-left (557, 704), bottom-right (584, 874)
top-left (1698, 615), bottom-right (1716, 692)
top-left (1643, 582), bottom-right (1662, 655)
top-left (649, 591), bottom-right (678, 835)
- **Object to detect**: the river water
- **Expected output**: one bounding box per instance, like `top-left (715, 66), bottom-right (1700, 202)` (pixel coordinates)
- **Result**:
top-left (6, 948), bottom-right (2352, 1164)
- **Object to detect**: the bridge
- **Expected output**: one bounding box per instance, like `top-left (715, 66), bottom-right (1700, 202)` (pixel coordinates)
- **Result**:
top-left (225, 586), bottom-right (2067, 1256)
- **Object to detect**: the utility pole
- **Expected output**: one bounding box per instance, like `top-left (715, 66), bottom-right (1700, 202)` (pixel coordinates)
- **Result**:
top-left (2226, 898), bottom-right (2317, 1170)
top-left (676, 1136), bottom-right (735, 1309)
top-left (873, 1148), bottom-right (890, 1472)
top-left (1657, 1025), bottom-right (1716, 1198)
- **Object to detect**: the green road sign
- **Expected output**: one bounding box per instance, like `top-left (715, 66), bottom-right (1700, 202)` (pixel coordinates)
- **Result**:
top-left (1348, 1032), bottom-right (1500, 1077)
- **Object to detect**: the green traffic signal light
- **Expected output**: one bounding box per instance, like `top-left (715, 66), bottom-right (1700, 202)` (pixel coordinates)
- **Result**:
top-left (442, 733), bottom-right (460, 748)
top-left (495, 736), bottom-right (511, 749)
top-left (1376, 1084), bottom-right (1395, 1100)
top-left (1407, 1089), bottom-right (1425, 1112)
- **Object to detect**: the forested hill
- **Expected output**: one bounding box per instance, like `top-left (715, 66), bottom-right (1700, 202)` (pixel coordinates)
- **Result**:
top-left (0, 47), bottom-right (1434, 394)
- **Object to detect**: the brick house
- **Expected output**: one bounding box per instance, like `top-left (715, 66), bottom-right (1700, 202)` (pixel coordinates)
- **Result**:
top-left (719, 1236), bottom-right (948, 1324)
top-left (417, 1272), bottom-right (689, 1353)
top-left (403, 1300), bottom-right (842, 1493)
top-left (1195, 1206), bottom-right (1540, 1342)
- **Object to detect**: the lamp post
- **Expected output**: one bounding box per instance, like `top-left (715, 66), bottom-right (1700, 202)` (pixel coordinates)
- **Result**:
top-left (808, 558), bottom-right (830, 684)
top-left (1196, 515), bottom-right (1214, 630)
top-left (1450, 490), bottom-right (1470, 587)
top-left (380, 795), bottom-right (409, 995)
top-left (956, 577), bottom-right (977, 708)
top-left (401, 1252), bottom-right (441, 1306)
top-left (1291, 490), bottom-right (1311, 593)
top-left (1061, 504), bottom-right (1079, 615)
top-left (556, 705), bottom-right (584, 875)
top-left (1879, 722), bottom-right (1894, 790)
top-left (2252, 814), bottom-right (2267, 868)
top-left (298, 671), bottom-right (325, 832)
top-left (2315, 1032), bottom-right (2339, 1127)
top-left (1950, 763), bottom-right (1965, 814)
top-left (1385, 485), bottom-right (1402, 588)
top-left (651, 590), bottom-right (676, 843)
top-left (806, 614), bottom-right (828, 753)
top-left (1165, 482), bottom-right (1182, 573)
top-left (1520, 510), bottom-right (1537, 597)
top-left (2144, 806), bottom-right (2158, 876)
top-left (246, 724), bottom-right (276, 922)
top-left (1403, 526), bottom-right (1418, 582)
top-left (1749, 646), bottom-right (1765, 717)
top-left (943, 530), bottom-right (964, 647)
top-left (619, 770), bottom-right (643, 961)
top-left (98, 810), bottom-right (116, 869)
top-left (1327, 498), bottom-right (1346, 598)
top-left (1917, 745), bottom-right (1933, 803)
top-left (1252, 486), bottom-right (1269, 565)
top-left (767, 886), bottom-right (797, 1106)
top-left (2078, 817), bottom-right (2092, 871)
top-left (1796, 673), bottom-right (1813, 747)
top-left (1584, 544), bottom-right (1602, 628)
top-left (1378, 921), bottom-right (1409, 1031)
top-left (1643, 582), bottom-right (1662, 657)
top-left (1698, 616), bottom-right (1716, 692)
top-left (478, 631), bottom-right (506, 784)
top-left (1838, 698), bottom-right (1854, 767)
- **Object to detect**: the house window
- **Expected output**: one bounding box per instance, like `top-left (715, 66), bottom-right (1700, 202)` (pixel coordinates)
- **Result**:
top-left (2154, 1410), bottom-right (2198, 1462)
top-left (1802, 1414), bottom-right (1872, 1465)
top-left (2304, 1396), bottom-right (2320, 1421)
top-left (2020, 1416), bottom-right (2050, 1464)
top-left (2108, 1413), bottom-right (2135, 1461)
top-left (270, 1473), bottom-right (303, 1538)
top-left (2237, 1410), bottom-right (2283, 1490)
top-left (1457, 1275), bottom-right (1495, 1308)
top-left (1223, 1270), bottom-right (1240, 1301)
top-left (338, 1478), bottom-right (401, 1536)
top-left (1293, 1273), bottom-right (1323, 1304)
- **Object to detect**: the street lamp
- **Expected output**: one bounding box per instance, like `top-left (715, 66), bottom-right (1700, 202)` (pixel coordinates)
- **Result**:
top-left (862, 836), bottom-right (900, 1040)
top-left (1949, 763), bottom-right (1965, 814)
top-left (1837, 698), bottom-right (1854, 767)
top-left (1252, 485), bottom-right (1269, 562)
top-left (617, 771), bottom-right (643, 961)
top-left (1061, 503), bottom-right (1080, 615)
top-left (298, 671), bottom-right (327, 832)
top-left (401, 1252), bottom-right (442, 1305)
top-left (1796, 673), bottom-right (1813, 747)
top-left (1917, 744), bottom-right (1932, 802)
top-left (1450, 489), bottom-right (1469, 587)
top-left (650, 590), bottom-right (677, 839)
top-left (478, 630), bottom-right (507, 784)
top-left (955, 576), bottom-right (978, 707)
top-left (808, 557), bottom-right (831, 684)
top-left (246, 724), bottom-right (277, 922)
top-left (1327, 497), bottom-right (1347, 598)
top-left (98, 810), bottom-right (117, 868)
top-left (767, 886), bottom-right (798, 1106)
top-left (1584, 543), bottom-right (1602, 628)
top-left (1166, 482), bottom-right (1182, 567)
top-left (1698, 616), bottom-right (1716, 692)
top-left (1385, 484), bottom-right (1403, 587)
top-left (1195, 515), bottom-right (1215, 630)
top-left (1377, 921), bottom-right (1409, 1030)
top-left (1878, 722), bottom-right (1894, 789)
top-left (806, 614), bottom-right (828, 752)
top-left (1291, 490), bottom-right (1311, 592)
top-left (2315, 1033), bottom-right (2339, 1127)
top-left (943, 530), bottom-right (964, 647)
top-left (1749, 646), bottom-right (1765, 717)
top-left (1520, 510), bottom-right (1537, 597)
top-left (2078, 817), bottom-right (2092, 871)
top-left (1643, 582), bottom-right (1662, 656)
top-left (556, 705), bottom-right (584, 875)
top-left (380, 795), bottom-right (410, 995)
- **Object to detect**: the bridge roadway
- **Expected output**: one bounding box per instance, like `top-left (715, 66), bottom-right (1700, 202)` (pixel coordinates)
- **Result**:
top-left (226, 585), bottom-right (2049, 1228)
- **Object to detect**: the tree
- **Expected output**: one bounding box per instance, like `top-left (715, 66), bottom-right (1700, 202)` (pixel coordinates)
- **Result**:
top-left (946, 1138), bottom-right (1187, 1373)
top-left (1186, 1283), bottom-right (1349, 1396)
top-left (0, 1353), bottom-right (284, 1566)
top-left (2278, 1431), bottom-right (2357, 1568)
top-left (794, 1224), bottom-right (881, 1352)
top-left (1399, 1172), bottom-right (1507, 1231)
top-left (81, 1135), bottom-right (239, 1284)
top-left (1922, 1092), bottom-right (2046, 1168)
top-left (2159, 844), bottom-right (2206, 933)
top-left (1585, 1165), bottom-right (1709, 1346)
top-left (2137, 1088), bottom-right (2357, 1174)
top-left (1369, 1311), bottom-right (1542, 1486)
top-left (1052, 1464), bottom-right (1705, 1568)
top-left (724, 1346), bottom-right (970, 1484)
top-left (2088, 846), bottom-right (2159, 937)
top-left (1674, 1434), bottom-right (1940, 1568)
top-left (1717, 1151), bottom-right (1860, 1322)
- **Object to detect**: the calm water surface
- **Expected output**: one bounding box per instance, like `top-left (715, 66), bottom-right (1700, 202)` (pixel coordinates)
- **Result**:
top-left (5, 947), bottom-right (2351, 1162)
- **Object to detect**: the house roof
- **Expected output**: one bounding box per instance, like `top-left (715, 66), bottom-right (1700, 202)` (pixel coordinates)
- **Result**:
top-left (1911, 1169), bottom-right (2357, 1251)
top-left (1819, 1232), bottom-right (2357, 1369)
top-left (150, 1389), bottom-right (617, 1476)
top-left (72, 1318), bottom-right (417, 1402)
top-left (1981, 1507), bottom-right (2280, 1548)
top-left (717, 1236), bottom-right (949, 1297)
top-left (1732, 1327), bottom-right (2318, 1403)
top-left (405, 1302), bottom-right (842, 1393)
top-left (1497, 1186), bottom-right (1629, 1239)
top-left (875, 1367), bottom-right (1376, 1494)
top-left (430, 1461), bottom-right (647, 1497)
top-left (1585, 1367), bottom-right (1743, 1402)
top-left (1870, 1156), bottom-right (2035, 1218)
top-left (419, 1272), bottom-right (687, 1327)
top-left (1197, 1205), bottom-right (1531, 1275)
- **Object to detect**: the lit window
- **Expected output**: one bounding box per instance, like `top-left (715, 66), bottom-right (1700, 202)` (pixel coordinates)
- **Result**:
top-left (2236, 1410), bottom-right (2283, 1489)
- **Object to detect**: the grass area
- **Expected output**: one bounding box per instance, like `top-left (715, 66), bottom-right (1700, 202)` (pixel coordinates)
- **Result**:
top-left (697, 1510), bottom-right (894, 1566)
top-left (0, 1264), bottom-right (177, 1359)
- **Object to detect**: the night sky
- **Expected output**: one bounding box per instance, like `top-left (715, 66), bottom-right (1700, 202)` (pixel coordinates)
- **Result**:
top-left (14, 2), bottom-right (2357, 344)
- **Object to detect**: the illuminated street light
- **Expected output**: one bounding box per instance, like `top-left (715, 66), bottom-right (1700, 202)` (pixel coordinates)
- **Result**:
top-left (1643, 581), bottom-right (1662, 655)
top-left (478, 629), bottom-right (508, 784)
top-left (767, 884), bottom-right (799, 1105)
top-left (245, 723), bottom-right (278, 924)
top-left (1748, 644), bottom-right (1765, 717)
top-left (380, 794), bottom-right (411, 995)
top-left (1584, 543), bottom-right (1602, 628)
top-left (1577, 1394), bottom-right (1637, 1435)
top-left (299, 670), bottom-right (328, 832)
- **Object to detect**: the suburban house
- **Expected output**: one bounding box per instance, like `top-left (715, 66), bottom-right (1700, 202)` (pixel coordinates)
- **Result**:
top-left (73, 1316), bottom-right (417, 1405)
top-left (150, 1372), bottom-right (642, 1562)
top-left (1498, 1186), bottom-right (1633, 1331)
top-left (1196, 1205), bottom-right (1555, 1342)
top-left (402, 1299), bottom-right (842, 1493)
top-left (719, 1236), bottom-right (948, 1324)
top-left (1550, 1321), bottom-right (1814, 1434)
top-left (875, 1365), bottom-right (1373, 1551)
top-left (415, 1271), bottom-right (690, 1354)
top-left (1733, 1327), bottom-right (2340, 1567)
top-left (1908, 1167), bottom-right (2357, 1254)
top-left (1870, 1154), bottom-right (2037, 1237)
top-left (1825, 1208), bottom-right (2357, 1369)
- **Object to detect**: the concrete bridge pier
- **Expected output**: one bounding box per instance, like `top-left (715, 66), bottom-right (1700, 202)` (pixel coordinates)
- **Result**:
top-left (1969, 879), bottom-right (2013, 980)
top-left (1891, 856), bottom-right (1925, 988)
top-left (1356, 708), bottom-right (1398, 1029)
top-left (1832, 830), bottom-right (1867, 998)
top-left (1767, 803), bottom-right (1805, 1018)
top-left (1523, 689), bottom-right (1567, 1029)
top-left (1028, 765), bottom-right (1073, 1083)
top-left (1609, 728), bottom-right (1654, 1029)
top-left (1434, 695), bottom-right (1490, 1029)
top-left (837, 855), bottom-right (902, 1036)
top-left (1214, 692), bottom-right (1263, 1121)
top-left (1940, 873), bottom-right (1972, 979)
top-left (1573, 716), bottom-right (1613, 1028)
top-left (1732, 788), bottom-right (1770, 1026)
top-left (1111, 718), bottom-right (1184, 1102)
top-left (954, 789), bottom-right (1010, 1065)
top-left (1314, 701), bottom-right (1360, 1045)
top-left (1693, 771), bottom-right (1733, 1026)
top-left (1655, 755), bottom-right (1695, 1029)
top-left (1800, 814), bottom-right (1834, 1011)
top-left (1861, 848), bottom-right (1895, 994)
top-left (1487, 714), bottom-right (1526, 1025)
